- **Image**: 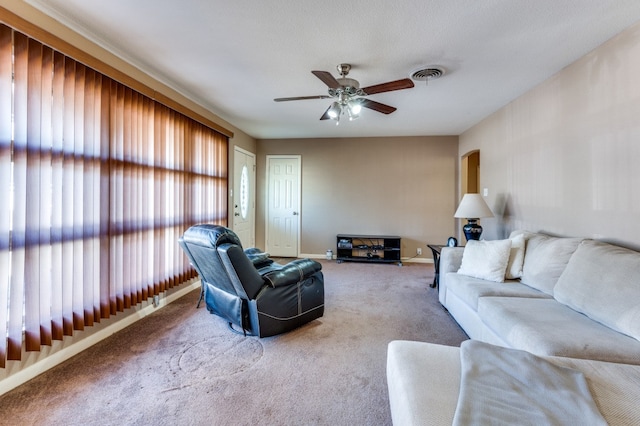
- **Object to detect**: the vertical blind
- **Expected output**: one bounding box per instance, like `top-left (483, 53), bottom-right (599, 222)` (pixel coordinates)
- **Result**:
top-left (0, 23), bottom-right (228, 368)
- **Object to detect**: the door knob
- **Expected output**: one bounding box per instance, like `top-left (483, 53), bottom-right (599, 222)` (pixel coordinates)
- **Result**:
top-left (292, 212), bottom-right (298, 215)
top-left (234, 212), bottom-right (240, 216)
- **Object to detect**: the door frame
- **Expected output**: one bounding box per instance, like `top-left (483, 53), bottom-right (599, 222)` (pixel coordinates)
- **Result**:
top-left (265, 154), bottom-right (301, 257)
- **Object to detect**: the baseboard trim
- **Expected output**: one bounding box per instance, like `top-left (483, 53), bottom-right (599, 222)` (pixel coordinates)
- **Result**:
top-left (300, 253), bottom-right (433, 264)
top-left (0, 280), bottom-right (200, 397)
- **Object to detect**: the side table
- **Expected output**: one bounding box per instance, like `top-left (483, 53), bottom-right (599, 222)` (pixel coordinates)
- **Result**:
top-left (427, 244), bottom-right (444, 289)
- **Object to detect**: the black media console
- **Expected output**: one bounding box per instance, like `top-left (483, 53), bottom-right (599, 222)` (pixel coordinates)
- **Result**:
top-left (336, 234), bottom-right (402, 266)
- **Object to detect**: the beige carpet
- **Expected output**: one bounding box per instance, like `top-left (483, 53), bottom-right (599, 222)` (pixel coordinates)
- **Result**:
top-left (0, 260), bottom-right (468, 425)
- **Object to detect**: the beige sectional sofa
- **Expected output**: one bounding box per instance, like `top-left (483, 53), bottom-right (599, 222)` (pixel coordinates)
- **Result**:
top-left (439, 231), bottom-right (640, 364)
top-left (387, 340), bottom-right (640, 426)
top-left (386, 231), bottom-right (640, 425)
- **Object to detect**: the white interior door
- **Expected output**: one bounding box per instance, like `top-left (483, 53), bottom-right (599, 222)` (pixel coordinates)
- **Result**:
top-left (266, 155), bottom-right (300, 257)
top-left (233, 147), bottom-right (255, 248)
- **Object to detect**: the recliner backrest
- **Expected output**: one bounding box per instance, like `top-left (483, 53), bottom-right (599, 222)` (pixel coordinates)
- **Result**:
top-left (179, 224), bottom-right (264, 299)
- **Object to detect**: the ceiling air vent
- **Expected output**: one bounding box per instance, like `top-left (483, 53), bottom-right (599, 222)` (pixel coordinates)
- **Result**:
top-left (410, 67), bottom-right (445, 82)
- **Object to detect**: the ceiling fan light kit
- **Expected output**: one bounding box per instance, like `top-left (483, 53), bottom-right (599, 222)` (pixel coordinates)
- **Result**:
top-left (327, 102), bottom-right (341, 119)
top-left (274, 63), bottom-right (417, 124)
top-left (326, 99), bottom-right (362, 125)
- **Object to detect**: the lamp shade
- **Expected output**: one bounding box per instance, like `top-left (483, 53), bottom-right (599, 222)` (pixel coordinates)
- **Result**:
top-left (454, 194), bottom-right (494, 219)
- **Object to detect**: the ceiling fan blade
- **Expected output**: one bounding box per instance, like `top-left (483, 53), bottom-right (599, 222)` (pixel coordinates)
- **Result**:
top-left (274, 95), bottom-right (332, 102)
top-left (359, 99), bottom-right (397, 114)
top-left (319, 105), bottom-right (332, 120)
top-left (361, 78), bottom-right (415, 95)
top-left (312, 70), bottom-right (341, 89)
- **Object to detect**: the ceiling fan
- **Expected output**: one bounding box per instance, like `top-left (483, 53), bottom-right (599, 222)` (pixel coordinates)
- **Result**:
top-left (274, 63), bottom-right (415, 124)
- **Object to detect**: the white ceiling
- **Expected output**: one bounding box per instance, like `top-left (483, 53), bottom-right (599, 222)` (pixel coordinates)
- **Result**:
top-left (26, 0), bottom-right (640, 140)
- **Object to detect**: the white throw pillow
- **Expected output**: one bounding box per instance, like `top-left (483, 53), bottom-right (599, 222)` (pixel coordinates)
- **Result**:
top-left (457, 239), bottom-right (513, 283)
top-left (505, 234), bottom-right (526, 279)
top-left (520, 235), bottom-right (583, 295)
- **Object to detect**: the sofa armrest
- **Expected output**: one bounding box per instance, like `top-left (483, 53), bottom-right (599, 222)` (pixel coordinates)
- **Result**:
top-left (439, 246), bottom-right (465, 306)
top-left (262, 259), bottom-right (322, 288)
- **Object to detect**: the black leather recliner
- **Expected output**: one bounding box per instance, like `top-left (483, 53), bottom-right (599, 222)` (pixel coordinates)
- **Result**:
top-left (178, 224), bottom-right (325, 337)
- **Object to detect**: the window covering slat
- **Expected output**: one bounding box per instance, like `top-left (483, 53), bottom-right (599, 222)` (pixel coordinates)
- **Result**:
top-left (71, 62), bottom-right (85, 331)
top-left (1, 24), bottom-right (228, 367)
top-left (122, 86), bottom-right (132, 309)
top-left (142, 96), bottom-right (154, 300)
top-left (110, 81), bottom-right (124, 314)
top-left (9, 31), bottom-right (29, 361)
top-left (61, 58), bottom-right (76, 336)
top-left (99, 78), bottom-right (111, 320)
top-left (0, 24), bottom-right (12, 368)
top-left (50, 51), bottom-right (65, 340)
top-left (24, 38), bottom-right (44, 352)
top-left (36, 42), bottom-right (55, 348)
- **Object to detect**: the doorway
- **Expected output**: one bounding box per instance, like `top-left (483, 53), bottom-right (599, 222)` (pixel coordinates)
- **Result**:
top-left (461, 150), bottom-right (480, 194)
top-left (233, 147), bottom-right (256, 247)
top-left (265, 155), bottom-right (301, 257)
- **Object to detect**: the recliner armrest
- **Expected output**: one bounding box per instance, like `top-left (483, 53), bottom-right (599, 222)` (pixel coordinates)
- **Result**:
top-left (262, 259), bottom-right (322, 288)
top-left (244, 247), bottom-right (274, 268)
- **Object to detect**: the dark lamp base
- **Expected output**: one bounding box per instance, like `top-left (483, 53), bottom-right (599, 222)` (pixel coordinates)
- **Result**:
top-left (463, 219), bottom-right (483, 241)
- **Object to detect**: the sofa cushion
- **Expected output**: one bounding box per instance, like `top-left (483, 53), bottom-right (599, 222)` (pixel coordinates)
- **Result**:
top-left (505, 233), bottom-right (526, 279)
top-left (446, 273), bottom-right (551, 311)
top-left (387, 341), bottom-right (461, 426)
top-left (554, 240), bottom-right (640, 341)
top-left (478, 297), bottom-right (640, 364)
top-left (386, 340), bottom-right (640, 426)
top-left (457, 239), bottom-right (512, 283)
top-left (520, 235), bottom-right (582, 295)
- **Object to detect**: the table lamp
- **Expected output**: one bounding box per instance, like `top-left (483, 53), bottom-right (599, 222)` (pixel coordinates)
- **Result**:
top-left (454, 193), bottom-right (494, 241)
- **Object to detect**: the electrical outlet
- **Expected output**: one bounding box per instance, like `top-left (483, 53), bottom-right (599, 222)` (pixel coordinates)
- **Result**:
top-left (153, 295), bottom-right (160, 307)
top-left (417, 247), bottom-right (422, 255)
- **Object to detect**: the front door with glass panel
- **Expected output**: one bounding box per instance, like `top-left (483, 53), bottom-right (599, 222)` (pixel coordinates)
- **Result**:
top-left (233, 147), bottom-right (255, 248)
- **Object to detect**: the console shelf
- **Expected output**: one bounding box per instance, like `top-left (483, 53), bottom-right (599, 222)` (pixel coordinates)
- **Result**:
top-left (336, 234), bottom-right (402, 266)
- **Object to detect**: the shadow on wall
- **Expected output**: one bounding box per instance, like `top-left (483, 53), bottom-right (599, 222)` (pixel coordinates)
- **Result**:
top-left (494, 193), bottom-right (517, 238)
